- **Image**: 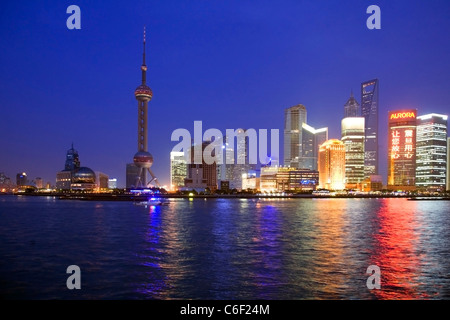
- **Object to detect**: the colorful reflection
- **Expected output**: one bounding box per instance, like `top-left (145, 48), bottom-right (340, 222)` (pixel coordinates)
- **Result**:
top-left (369, 199), bottom-right (429, 299)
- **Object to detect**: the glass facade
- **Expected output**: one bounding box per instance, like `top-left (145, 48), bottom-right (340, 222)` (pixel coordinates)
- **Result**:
top-left (415, 114), bottom-right (448, 191)
top-left (361, 79), bottom-right (379, 178)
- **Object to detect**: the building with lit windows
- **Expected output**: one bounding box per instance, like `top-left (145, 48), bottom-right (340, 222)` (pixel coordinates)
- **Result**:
top-left (108, 178), bottom-right (117, 189)
top-left (361, 79), bottom-right (379, 178)
top-left (284, 104), bottom-right (328, 170)
top-left (415, 113), bottom-right (448, 191)
top-left (260, 166), bottom-right (319, 192)
top-left (170, 151), bottom-right (187, 191)
top-left (318, 139), bottom-right (346, 190)
top-left (387, 109), bottom-right (417, 190)
top-left (341, 117), bottom-right (365, 189)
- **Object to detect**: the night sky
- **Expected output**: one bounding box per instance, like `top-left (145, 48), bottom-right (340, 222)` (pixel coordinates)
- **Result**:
top-left (1, 0), bottom-right (449, 187)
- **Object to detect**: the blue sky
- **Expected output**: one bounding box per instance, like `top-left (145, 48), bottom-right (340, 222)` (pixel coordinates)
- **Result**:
top-left (0, 0), bottom-right (449, 187)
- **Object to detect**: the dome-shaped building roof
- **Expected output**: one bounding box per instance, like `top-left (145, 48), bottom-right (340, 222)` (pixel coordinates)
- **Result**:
top-left (72, 167), bottom-right (96, 184)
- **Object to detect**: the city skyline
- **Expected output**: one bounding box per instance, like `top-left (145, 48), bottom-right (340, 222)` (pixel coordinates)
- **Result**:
top-left (1, 1), bottom-right (450, 187)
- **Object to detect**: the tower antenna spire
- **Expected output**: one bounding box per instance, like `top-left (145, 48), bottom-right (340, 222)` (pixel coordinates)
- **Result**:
top-left (141, 26), bottom-right (147, 85)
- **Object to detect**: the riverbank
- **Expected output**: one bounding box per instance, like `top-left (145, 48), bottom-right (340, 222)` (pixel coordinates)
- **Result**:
top-left (2, 192), bottom-right (449, 201)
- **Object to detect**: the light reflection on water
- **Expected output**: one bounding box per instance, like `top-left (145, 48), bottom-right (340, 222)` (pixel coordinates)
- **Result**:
top-left (0, 196), bottom-right (449, 299)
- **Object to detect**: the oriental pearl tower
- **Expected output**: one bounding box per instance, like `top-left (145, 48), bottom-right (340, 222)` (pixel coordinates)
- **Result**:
top-left (132, 27), bottom-right (159, 187)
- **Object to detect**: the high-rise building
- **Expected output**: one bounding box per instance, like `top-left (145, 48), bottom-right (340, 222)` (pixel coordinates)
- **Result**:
top-left (65, 144), bottom-right (80, 171)
top-left (301, 123), bottom-right (328, 171)
top-left (170, 151), bottom-right (187, 191)
top-left (344, 91), bottom-right (360, 118)
top-left (16, 172), bottom-right (28, 186)
top-left (127, 28), bottom-right (159, 188)
top-left (318, 139), bottom-right (346, 190)
top-left (284, 104), bottom-right (327, 170)
top-left (341, 117), bottom-right (365, 189)
top-left (185, 142), bottom-right (217, 191)
top-left (361, 79), bottom-right (379, 178)
top-left (284, 104), bottom-right (307, 168)
top-left (387, 109), bottom-right (417, 190)
top-left (415, 113), bottom-right (448, 191)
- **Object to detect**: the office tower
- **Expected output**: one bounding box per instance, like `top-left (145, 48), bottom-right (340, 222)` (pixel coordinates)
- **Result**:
top-left (128, 27), bottom-right (159, 188)
top-left (318, 139), bottom-right (346, 190)
top-left (415, 114), bottom-right (448, 191)
top-left (284, 104), bottom-right (327, 170)
top-left (126, 164), bottom-right (140, 189)
top-left (185, 142), bottom-right (217, 191)
top-left (284, 104), bottom-right (307, 168)
top-left (301, 123), bottom-right (328, 171)
top-left (344, 91), bottom-right (360, 117)
top-left (387, 110), bottom-right (417, 189)
top-left (35, 177), bottom-right (43, 189)
top-left (170, 151), bottom-right (187, 190)
top-left (108, 178), bottom-right (117, 189)
top-left (16, 172), bottom-right (28, 186)
top-left (361, 79), bottom-right (379, 178)
top-left (341, 117), bottom-right (365, 189)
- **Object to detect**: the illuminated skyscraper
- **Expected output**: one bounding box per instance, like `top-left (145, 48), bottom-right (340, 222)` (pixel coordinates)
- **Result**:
top-left (127, 28), bottom-right (159, 188)
top-left (170, 151), bottom-right (187, 191)
top-left (415, 113), bottom-right (448, 191)
top-left (284, 104), bottom-right (327, 170)
top-left (361, 79), bottom-right (379, 178)
top-left (341, 117), bottom-right (365, 188)
top-left (387, 109), bottom-right (417, 189)
top-left (318, 139), bottom-right (346, 190)
top-left (344, 91), bottom-right (360, 118)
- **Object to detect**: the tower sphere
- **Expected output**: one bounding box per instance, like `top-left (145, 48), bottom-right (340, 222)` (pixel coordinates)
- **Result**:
top-left (133, 151), bottom-right (154, 168)
top-left (135, 84), bottom-right (153, 101)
